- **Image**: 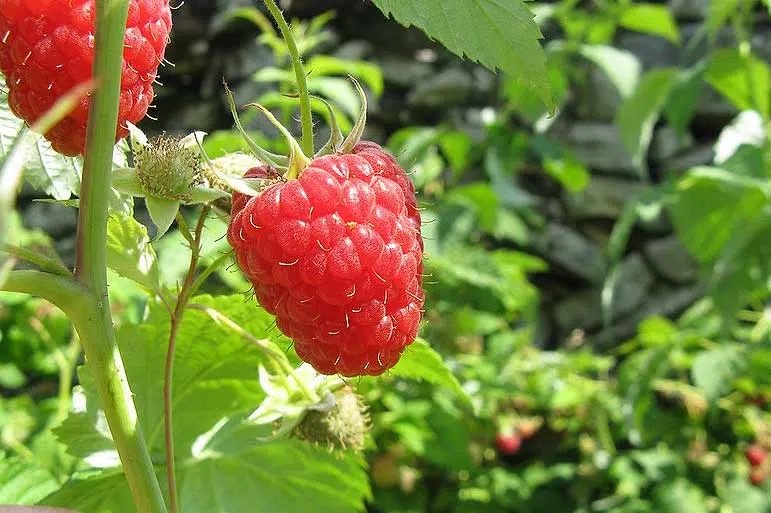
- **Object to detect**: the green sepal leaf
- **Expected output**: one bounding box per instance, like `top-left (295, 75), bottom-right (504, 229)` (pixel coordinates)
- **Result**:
top-left (370, 0), bottom-right (553, 110)
top-left (145, 196), bottom-right (180, 241)
top-left (186, 186), bottom-right (229, 203)
top-left (111, 167), bottom-right (145, 197)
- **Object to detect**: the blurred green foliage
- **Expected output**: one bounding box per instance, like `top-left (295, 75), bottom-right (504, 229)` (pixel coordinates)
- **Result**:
top-left (2, 0), bottom-right (771, 512)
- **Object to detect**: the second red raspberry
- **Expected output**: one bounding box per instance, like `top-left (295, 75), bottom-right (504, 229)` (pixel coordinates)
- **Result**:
top-left (228, 143), bottom-right (424, 377)
top-left (0, 0), bottom-right (172, 156)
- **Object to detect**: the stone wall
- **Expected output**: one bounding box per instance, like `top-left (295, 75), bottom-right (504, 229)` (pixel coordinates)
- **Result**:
top-left (17, 0), bottom-right (770, 349)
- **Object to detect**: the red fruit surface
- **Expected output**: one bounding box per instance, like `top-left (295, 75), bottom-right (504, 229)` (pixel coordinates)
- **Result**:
top-left (495, 433), bottom-right (521, 455)
top-left (228, 142), bottom-right (424, 377)
top-left (0, 0), bottom-right (172, 156)
top-left (750, 467), bottom-right (766, 486)
top-left (746, 444), bottom-right (768, 467)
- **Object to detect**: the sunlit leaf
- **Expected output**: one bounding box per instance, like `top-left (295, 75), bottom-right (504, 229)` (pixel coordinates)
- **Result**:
top-left (371, 0), bottom-right (552, 109)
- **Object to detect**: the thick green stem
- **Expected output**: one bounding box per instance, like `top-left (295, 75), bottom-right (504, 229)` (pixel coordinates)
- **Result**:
top-left (2, 270), bottom-right (90, 317)
top-left (73, 1), bottom-right (167, 512)
top-left (263, 0), bottom-right (314, 156)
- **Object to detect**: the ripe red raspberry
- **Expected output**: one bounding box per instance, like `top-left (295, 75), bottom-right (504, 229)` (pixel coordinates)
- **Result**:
top-left (0, 0), bottom-right (172, 156)
top-left (495, 433), bottom-right (521, 455)
top-left (746, 444), bottom-right (768, 467)
top-left (750, 467), bottom-right (767, 486)
top-left (228, 142), bottom-right (424, 377)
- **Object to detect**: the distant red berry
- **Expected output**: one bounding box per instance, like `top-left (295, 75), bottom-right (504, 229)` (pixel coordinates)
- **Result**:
top-left (495, 433), bottom-right (521, 455)
top-left (228, 142), bottom-right (424, 377)
top-left (750, 467), bottom-right (766, 486)
top-left (0, 0), bottom-right (172, 156)
top-left (746, 445), bottom-right (768, 467)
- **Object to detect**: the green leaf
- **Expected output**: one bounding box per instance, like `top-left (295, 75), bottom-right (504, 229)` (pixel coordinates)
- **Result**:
top-left (705, 49), bottom-right (771, 120)
top-left (389, 339), bottom-right (472, 408)
top-left (669, 167), bottom-right (767, 263)
top-left (370, 0), bottom-right (552, 109)
top-left (616, 68), bottom-right (679, 172)
top-left (619, 4), bottom-right (680, 44)
top-left (55, 295), bottom-right (289, 461)
top-left (652, 479), bottom-right (705, 513)
top-left (180, 441), bottom-right (370, 513)
top-left (664, 64), bottom-right (705, 137)
top-left (578, 44), bottom-right (641, 98)
top-left (122, 295), bottom-right (289, 456)
top-left (691, 346), bottom-right (747, 402)
top-left (306, 55), bottom-right (384, 96)
top-left (723, 477), bottom-right (770, 513)
top-left (44, 443), bottom-right (371, 513)
top-left (106, 212), bottom-right (159, 291)
top-left (706, 0), bottom-right (742, 36)
top-left (0, 453), bottom-right (59, 505)
top-left (40, 470), bottom-right (138, 513)
top-left (145, 196), bottom-right (180, 240)
top-left (708, 212), bottom-right (771, 315)
top-left (543, 155), bottom-right (590, 193)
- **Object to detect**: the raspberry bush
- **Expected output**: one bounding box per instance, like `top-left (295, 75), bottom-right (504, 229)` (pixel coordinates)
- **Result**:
top-left (2, 0), bottom-right (769, 513)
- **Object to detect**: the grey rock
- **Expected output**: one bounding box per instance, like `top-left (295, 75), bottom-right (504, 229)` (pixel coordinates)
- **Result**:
top-left (55, 235), bottom-right (77, 269)
top-left (669, 0), bottom-right (708, 20)
top-left (650, 126), bottom-right (694, 163)
top-left (22, 202), bottom-right (77, 238)
top-left (378, 57), bottom-right (434, 87)
top-left (407, 67), bottom-right (473, 108)
top-left (660, 144), bottom-right (714, 176)
top-left (535, 224), bottom-right (607, 284)
top-left (565, 177), bottom-right (646, 219)
top-left (575, 65), bottom-right (622, 122)
top-left (554, 253), bottom-right (655, 335)
top-left (694, 84), bottom-right (738, 123)
top-left (753, 28), bottom-right (771, 65)
top-left (471, 67), bottom-right (497, 97)
top-left (644, 236), bottom-right (700, 284)
top-left (617, 32), bottom-right (679, 69)
top-left (333, 40), bottom-right (373, 61)
top-left (556, 122), bottom-right (638, 176)
top-left (590, 284), bottom-right (704, 349)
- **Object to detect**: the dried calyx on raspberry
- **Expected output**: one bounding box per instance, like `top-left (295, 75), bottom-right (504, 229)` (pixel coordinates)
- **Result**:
top-left (226, 79), bottom-right (425, 378)
top-left (294, 386), bottom-right (370, 452)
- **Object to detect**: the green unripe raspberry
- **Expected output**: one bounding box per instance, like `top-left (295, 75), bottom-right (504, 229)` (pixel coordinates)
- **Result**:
top-left (294, 387), bottom-right (370, 452)
top-left (135, 135), bottom-right (203, 201)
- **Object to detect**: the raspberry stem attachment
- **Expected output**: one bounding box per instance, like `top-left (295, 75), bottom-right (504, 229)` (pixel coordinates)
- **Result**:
top-left (247, 102), bottom-right (311, 179)
top-left (262, 0), bottom-right (314, 156)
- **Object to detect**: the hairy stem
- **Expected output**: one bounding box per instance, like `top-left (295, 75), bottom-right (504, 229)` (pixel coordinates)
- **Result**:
top-left (73, 1), bottom-right (167, 512)
top-left (164, 207), bottom-right (211, 513)
top-left (263, 0), bottom-right (314, 155)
